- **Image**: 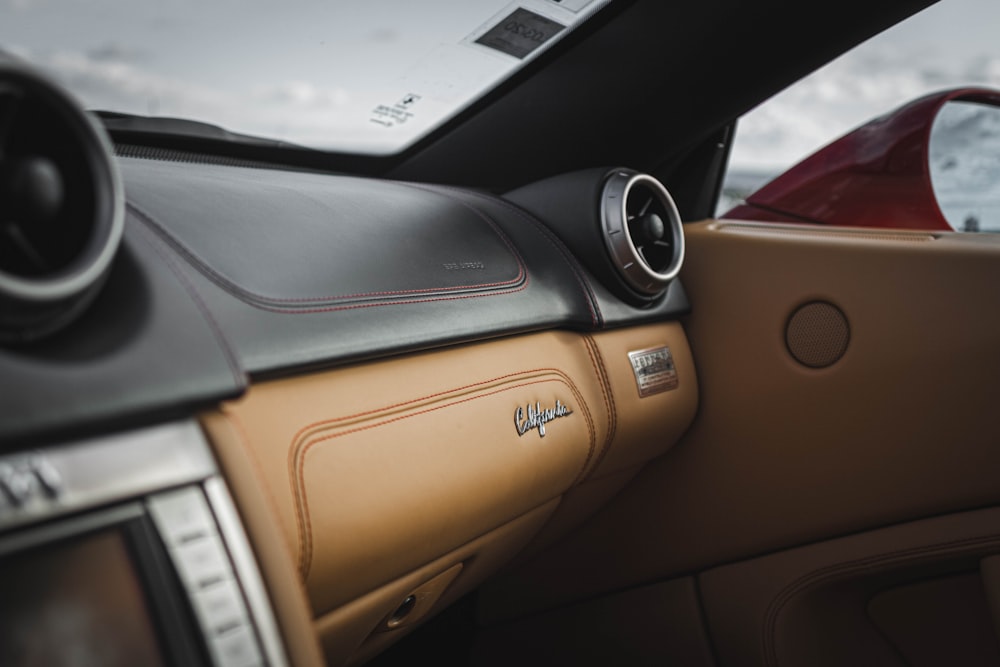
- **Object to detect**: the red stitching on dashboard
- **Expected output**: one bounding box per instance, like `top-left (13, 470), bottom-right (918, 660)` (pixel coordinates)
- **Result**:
top-left (224, 411), bottom-right (283, 512)
top-left (130, 221), bottom-right (245, 387)
top-left (286, 367), bottom-right (567, 570)
top-left (231, 284), bottom-right (528, 314)
top-left (581, 335), bottom-right (617, 478)
top-left (219, 412), bottom-right (316, 607)
top-left (411, 185), bottom-right (603, 328)
top-left (285, 365), bottom-right (569, 561)
top-left (127, 200), bottom-right (528, 310)
top-left (484, 196), bottom-right (602, 327)
top-left (289, 373), bottom-right (594, 578)
top-left (287, 367), bottom-right (566, 446)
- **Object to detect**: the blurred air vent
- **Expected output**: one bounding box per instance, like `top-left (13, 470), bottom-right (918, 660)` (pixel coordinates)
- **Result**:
top-left (0, 60), bottom-right (123, 342)
top-left (600, 171), bottom-right (684, 297)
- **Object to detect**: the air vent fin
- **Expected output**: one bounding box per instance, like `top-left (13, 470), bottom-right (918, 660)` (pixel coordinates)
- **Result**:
top-left (600, 171), bottom-right (684, 297)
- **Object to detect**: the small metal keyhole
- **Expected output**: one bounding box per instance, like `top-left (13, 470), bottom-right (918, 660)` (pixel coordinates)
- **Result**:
top-left (388, 595), bottom-right (417, 626)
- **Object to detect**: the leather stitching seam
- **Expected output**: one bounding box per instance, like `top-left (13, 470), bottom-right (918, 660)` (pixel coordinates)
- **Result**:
top-left (127, 201), bottom-right (528, 310)
top-left (216, 410), bottom-right (313, 604)
top-left (408, 184), bottom-right (603, 328)
top-left (289, 371), bottom-right (595, 578)
top-left (231, 286), bottom-right (529, 314)
top-left (286, 368), bottom-right (573, 446)
top-left (130, 222), bottom-right (245, 387)
top-left (582, 334), bottom-right (617, 477)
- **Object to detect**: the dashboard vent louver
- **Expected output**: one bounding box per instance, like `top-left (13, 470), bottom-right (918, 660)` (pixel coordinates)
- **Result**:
top-left (0, 60), bottom-right (123, 342)
top-left (600, 171), bottom-right (685, 297)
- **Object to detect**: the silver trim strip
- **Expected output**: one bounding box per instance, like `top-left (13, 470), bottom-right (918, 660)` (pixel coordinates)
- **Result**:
top-left (600, 171), bottom-right (685, 295)
top-left (205, 476), bottom-right (289, 667)
top-left (0, 420), bottom-right (217, 533)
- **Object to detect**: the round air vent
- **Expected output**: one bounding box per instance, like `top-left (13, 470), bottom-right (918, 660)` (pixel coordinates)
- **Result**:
top-left (600, 171), bottom-right (684, 297)
top-left (0, 60), bottom-right (123, 342)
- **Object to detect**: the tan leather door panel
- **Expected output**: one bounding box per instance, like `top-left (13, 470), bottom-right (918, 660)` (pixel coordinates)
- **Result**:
top-left (482, 221), bottom-right (1000, 617)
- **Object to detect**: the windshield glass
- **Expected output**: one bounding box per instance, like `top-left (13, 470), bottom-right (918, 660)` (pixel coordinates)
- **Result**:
top-left (0, 0), bottom-right (610, 154)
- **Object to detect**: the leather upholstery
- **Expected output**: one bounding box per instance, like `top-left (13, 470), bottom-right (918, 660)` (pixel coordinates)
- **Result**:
top-left (118, 158), bottom-right (689, 377)
top-left (211, 321), bottom-right (697, 663)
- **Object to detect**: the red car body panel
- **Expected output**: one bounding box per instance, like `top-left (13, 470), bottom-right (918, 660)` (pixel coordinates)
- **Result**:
top-left (725, 88), bottom-right (1000, 230)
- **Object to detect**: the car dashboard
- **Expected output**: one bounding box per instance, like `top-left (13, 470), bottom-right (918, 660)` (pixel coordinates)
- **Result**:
top-left (7, 24), bottom-right (1000, 665)
top-left (0, 69), bottom-right (698, 666)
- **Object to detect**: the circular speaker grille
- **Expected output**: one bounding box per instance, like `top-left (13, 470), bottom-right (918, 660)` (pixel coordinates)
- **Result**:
top-left (785, 301), bottom-right (849, 368)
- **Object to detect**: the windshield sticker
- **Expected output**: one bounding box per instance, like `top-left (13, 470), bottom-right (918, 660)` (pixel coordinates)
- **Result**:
top-left (474, 8), bottom-right (566, 59)
top-left (369, 93), bottom-right (422, 128)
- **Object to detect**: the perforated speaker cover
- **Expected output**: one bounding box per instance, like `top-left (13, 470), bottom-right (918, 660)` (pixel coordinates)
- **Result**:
top-left (785, 301), bottom-right (849, 368)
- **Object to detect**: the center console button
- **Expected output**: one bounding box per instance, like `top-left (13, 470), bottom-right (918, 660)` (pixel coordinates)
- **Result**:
top-left (172, 533), bottom-right (232, 589)
top-left (149, 487), bottom-right (218, 547)
top-left (209, 624), bottom-right (264, 667)
top-left (192, 578), bottom-right (250, 636)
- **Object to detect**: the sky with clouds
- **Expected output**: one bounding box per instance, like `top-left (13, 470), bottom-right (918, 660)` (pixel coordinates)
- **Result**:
top-left (1, 0), bottom-right (998, 167)
top-left (0, 0), bottom-right (605, 153)
top-left (729, 0), bottom-right (1000, 171)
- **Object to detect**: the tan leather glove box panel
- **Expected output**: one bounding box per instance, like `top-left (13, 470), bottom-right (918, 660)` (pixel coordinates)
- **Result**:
top-left (218, 324), bottom-right (695, 618)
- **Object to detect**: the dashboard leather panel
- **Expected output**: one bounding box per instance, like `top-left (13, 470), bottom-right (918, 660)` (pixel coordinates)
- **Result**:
top-left (1, 155), bottom-right (693, 448)
top-left (118, 157), bottom-right (689, 377)
top-left (291, 367), bottom-right (595, 612)
top-left (425, 183), bottom-right (694, 328)
top-left (212, 323), bottom-right (698, 650)
top-left (201, 411), bottom-right (327, 667)
top-left (217, 322), bottom-right (696, 621)
top-left (218, 329), bottom-right (615, 616)
top-left (586, 325), bottom-right (699, 477)
top-left (122, 160), bottom-right (526, 309)
top-left (0, 223), bottom-right (246, 445)
top-left (206, 405), bottom-right (562, 667)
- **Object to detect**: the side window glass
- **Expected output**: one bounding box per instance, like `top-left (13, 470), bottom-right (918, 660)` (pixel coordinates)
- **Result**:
top-left (720, 0), bottom-right (1000, 231)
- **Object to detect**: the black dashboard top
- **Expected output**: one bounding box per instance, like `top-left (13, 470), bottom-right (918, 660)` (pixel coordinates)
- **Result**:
top-left (1, 156), bottom-right (688, 446)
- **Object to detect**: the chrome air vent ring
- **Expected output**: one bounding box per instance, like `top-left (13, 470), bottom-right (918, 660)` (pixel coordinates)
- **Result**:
top-left (600, 171), bottom-right (684, 297)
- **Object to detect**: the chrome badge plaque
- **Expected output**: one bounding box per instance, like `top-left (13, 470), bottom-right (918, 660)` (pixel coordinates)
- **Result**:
top-left (628, 346), bottom-right (678, 397)
top-left (515, 400), bottom-right (572, 438)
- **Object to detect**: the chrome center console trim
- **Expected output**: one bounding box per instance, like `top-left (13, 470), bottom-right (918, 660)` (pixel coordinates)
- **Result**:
top-left (0, 420), bottom-right (216, 532)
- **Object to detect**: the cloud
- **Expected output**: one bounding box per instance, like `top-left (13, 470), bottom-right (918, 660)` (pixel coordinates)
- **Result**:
top-left (964, 55), bottom-right (1000, 82)
top-left (253, 81), bottom-right (351, 109)
top-left (367, 27), bottom-right (399, 44)
top-left (36, 47), bottom-right (229, 119)
top-left (3, 0), bottom-right (47, 11)
top-left (86, 43), bottom-right (147, 64)
top-left (8, 45), bottom-right (370, 146)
